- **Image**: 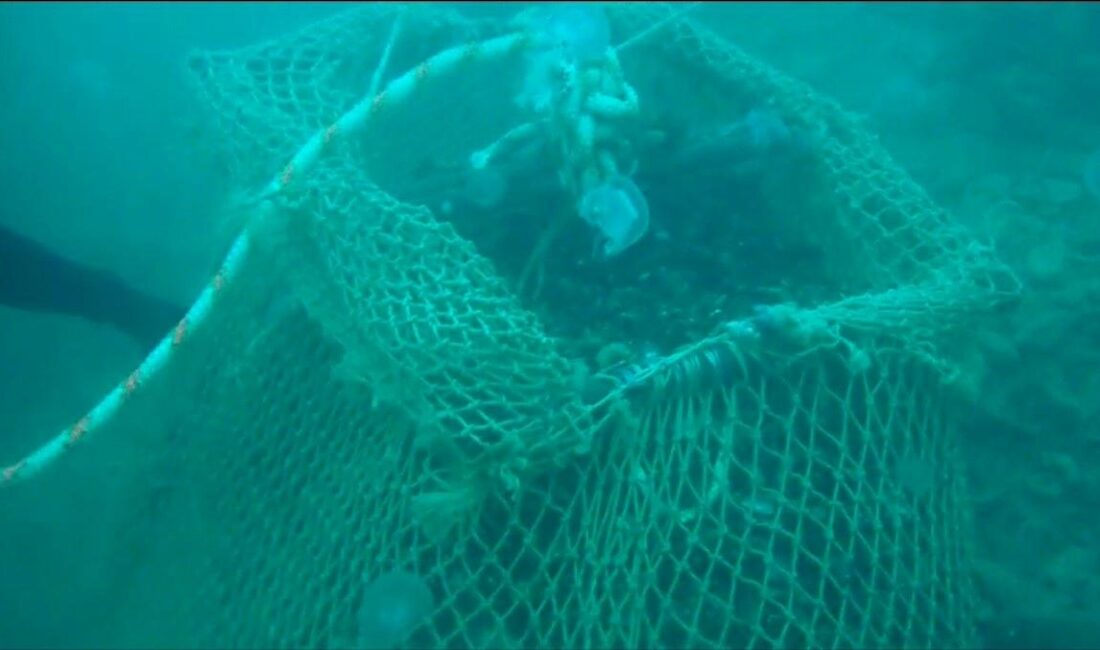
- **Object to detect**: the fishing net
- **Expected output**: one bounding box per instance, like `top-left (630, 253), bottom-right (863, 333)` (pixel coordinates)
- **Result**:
top-left (3, 4), bottom-right (1020, 649)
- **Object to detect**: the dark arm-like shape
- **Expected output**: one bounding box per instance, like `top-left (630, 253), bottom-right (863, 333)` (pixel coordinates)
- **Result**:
top-left (0, 224), bottom-right (184, 348)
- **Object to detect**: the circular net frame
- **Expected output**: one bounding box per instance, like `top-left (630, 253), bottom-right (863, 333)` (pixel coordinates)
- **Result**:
top-left (19, 5), bottom-right (1022, 649)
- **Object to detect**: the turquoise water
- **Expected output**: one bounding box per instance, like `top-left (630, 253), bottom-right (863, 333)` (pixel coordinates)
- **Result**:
top-left (1, 3), bottom-right (1098, 648)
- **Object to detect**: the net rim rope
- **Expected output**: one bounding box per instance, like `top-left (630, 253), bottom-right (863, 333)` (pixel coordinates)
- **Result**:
top-left (0, 3), bottom-right (1019, 495)
top-left (0, 30), bottom-right (537, 487)
top-left (0, 3), bottom-right (744, 490)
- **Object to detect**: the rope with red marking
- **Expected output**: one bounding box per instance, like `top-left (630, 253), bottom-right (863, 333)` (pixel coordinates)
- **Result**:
top-left (0, 31), bottom-right (530, 487)
top-left (1, 234), bottom-right (248, 485)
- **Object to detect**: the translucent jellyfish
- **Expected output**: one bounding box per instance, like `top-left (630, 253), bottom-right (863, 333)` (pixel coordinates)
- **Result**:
top-left (895, 454), bottom-right (937, 500)
top-left (515, 5), bottom-right (610, 112)
top-left (464, 165), bottom-right (507, 209)
top-left (871, 74), bottom-right (933, 127)
top-left (356, 570), bottom-right (435, 650)
top-left (515, 49), bottom-right (561, 113)
top-left (527, 3), bottom-right (610, 63)
top-left (742, 108), bottom-right (791, 151)
top-left (579, 175), bottom-right (650, 257)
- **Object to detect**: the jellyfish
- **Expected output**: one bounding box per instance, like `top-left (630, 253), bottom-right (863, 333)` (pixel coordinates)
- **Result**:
top-left (515, 50), bottom-right (561, 112)
top-left (578, 175), bottom-right (650, 257)
top-left (463, 165), bottom-right (507, 209)
top-left (526, 3), bottom-right (610, 63)
top-left (677, 108), bottom-right (794, 172)
top-left (515, 3), bottom-right (611, 112)
top-left (356, 570), bottom-right (435, 650)
top-left (741, 108), bottom-right (792, 151)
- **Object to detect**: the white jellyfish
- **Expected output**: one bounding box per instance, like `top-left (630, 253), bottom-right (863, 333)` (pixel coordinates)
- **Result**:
top-left (515, 4), bottom-right (611, 112)
top-left (464, 165), bottom-right (507, 209)
top-left (578, 175), bottom-right (650, 257)
top-left (527, 3), bottom-right (610, 63)
top-left (355, 570), bottom-right (435, 650)
top-left (742, 108), bottom-right (791, 151)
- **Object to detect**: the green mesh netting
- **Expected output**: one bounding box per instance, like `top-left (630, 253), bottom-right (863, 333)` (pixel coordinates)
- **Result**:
top-left (7, 4), bottom-right (1022, 649)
